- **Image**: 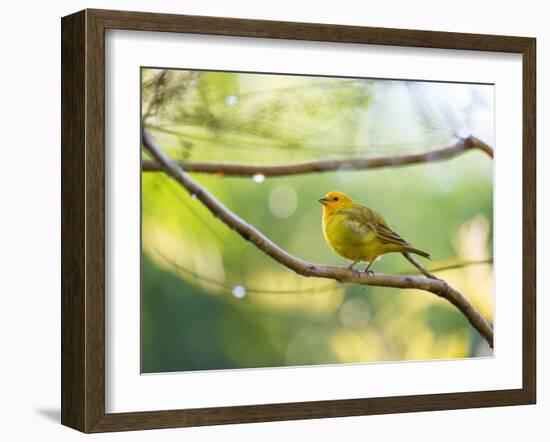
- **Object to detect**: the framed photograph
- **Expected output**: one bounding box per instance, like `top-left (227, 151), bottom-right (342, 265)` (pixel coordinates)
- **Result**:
top-left (61, 9), bottom-right (536, 433)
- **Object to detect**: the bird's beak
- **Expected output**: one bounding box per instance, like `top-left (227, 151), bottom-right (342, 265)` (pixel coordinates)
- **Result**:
top-left (318, 197), bottom-right (329, 205)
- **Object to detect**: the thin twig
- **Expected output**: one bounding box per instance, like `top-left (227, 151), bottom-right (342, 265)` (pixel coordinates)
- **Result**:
top-left (142, 135), bottom-right (493, 176)
top-left (142, 129), bottom-right (494, 348)
top-left (154, 249), bottom-right (340, 295)
top-left (419, 258), bottom-right (493, 274)
top-left (142, 70), bottom-right (167, 122)
top-left (402, 252), bottom-right (437, 279)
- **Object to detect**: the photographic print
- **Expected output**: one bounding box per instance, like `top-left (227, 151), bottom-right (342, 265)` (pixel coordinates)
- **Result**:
top-left (140, 68), bottom-right (494, 374)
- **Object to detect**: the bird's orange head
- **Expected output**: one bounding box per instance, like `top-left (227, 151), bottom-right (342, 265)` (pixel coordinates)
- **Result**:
top-left (318, 191), bottom-right (354, 213)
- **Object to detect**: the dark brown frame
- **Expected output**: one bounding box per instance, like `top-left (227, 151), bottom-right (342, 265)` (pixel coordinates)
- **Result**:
top-left (61, 8), bottom-right (536, 433)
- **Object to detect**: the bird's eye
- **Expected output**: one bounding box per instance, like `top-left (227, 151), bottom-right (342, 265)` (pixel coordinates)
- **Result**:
top-left (333, 197), bottom-right (339, 201)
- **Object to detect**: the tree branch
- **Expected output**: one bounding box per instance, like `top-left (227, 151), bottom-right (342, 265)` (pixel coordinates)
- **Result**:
top-left (142, 129), bottom-right (494, 348)
top-left (142, 135), bottom-right (493, 177)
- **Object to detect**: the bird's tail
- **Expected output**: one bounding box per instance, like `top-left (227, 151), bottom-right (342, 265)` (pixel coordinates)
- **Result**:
top-left (406, 247), bottom-right (431, 260)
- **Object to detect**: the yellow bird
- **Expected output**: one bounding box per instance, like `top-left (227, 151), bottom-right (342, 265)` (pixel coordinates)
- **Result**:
top-left (319, 191), bottom-right (430, 273)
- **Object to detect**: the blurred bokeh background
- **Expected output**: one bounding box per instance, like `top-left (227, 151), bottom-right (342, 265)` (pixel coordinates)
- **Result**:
top-left (141, 68), bottom-right (494, 373)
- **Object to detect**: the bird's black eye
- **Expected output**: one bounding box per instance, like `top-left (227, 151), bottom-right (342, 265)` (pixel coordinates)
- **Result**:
top-left (333, 197), bottom-right (339, 201)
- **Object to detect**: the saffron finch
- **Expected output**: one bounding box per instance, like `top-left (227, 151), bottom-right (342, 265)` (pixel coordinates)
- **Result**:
top-left (319, 191), bottom-right (430, 272)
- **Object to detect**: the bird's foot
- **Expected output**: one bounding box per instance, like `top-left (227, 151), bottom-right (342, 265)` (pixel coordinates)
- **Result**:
top-left (363, 263), bottom-right (374, 276)
top-left (346, 260), bottom-right (360, 271)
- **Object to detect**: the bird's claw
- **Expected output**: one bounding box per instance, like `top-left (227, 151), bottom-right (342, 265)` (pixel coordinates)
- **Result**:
top-left (346, 261), bottom-right (359, 271)
top-left (364, 270), bottom-right (374, 277)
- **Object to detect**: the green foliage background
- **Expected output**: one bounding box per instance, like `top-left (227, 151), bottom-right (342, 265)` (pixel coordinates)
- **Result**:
top-left (141, 69), bottom-right (494, 373)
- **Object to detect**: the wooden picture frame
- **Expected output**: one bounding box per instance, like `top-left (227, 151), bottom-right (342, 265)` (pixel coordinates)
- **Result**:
top-left (61, 8), bottom-right (536, 433)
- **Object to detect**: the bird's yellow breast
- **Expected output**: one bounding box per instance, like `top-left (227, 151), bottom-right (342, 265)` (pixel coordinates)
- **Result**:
top-left (322, 208), bottom-right (406, 263)
top-left (323, 210), bottom-right (376, 262)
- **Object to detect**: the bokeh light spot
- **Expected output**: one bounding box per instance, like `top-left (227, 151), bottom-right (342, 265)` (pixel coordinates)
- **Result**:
top-left (232, 285), bottom-right (247, 299)
top-left (339, 298), bottom-right (371, 330)
top-left (252, 173), bottom-right (265, 183)
top-left (268, 185), bottom-right (298, 219)
top-left (225, 95), bottom-right (238, 106)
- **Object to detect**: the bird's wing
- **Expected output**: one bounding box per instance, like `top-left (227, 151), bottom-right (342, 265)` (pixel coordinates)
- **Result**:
top-left (374, 222), bottom-right (410, 246)
top-left (335, 208), bottom-right (374, 238)
top-left (338, 205), bottom-right (410, 247)
top-left (368, 207), bottom-right (411, 247)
